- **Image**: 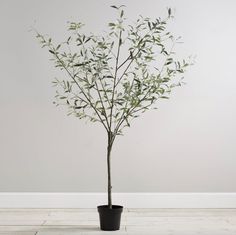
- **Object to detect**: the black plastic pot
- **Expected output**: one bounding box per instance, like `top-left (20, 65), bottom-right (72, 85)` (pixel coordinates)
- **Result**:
top-left (97, 205), bottom-right (123, 231)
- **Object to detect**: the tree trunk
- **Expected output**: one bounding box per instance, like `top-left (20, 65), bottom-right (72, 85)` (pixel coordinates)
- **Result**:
top-left (107, 132), bottom-right (113, 209)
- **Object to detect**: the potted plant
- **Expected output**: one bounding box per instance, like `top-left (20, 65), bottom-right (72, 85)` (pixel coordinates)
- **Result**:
top-left (34, 5), bottom-right (192, 231)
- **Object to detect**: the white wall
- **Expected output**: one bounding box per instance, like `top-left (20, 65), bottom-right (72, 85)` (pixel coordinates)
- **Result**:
top-left (0, 0), bottom-right (235, 192)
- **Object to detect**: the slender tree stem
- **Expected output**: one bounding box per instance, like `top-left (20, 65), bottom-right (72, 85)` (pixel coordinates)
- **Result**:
top-left (106, 30), bottom-right (123, 209)
top-left (109, 30), bottom-right (122, 130)
top-left (107, 131), bottom-right (114, 208)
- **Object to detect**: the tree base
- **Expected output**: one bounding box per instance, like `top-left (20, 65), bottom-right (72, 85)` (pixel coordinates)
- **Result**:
top-left (97, 205), bottom-right (123, 231)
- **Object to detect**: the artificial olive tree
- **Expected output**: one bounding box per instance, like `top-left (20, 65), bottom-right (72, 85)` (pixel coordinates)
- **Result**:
top-left (35, 6), bottom-right (192, 208)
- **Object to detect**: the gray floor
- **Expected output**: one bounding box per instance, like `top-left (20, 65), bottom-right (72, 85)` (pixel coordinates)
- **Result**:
top-left (0, 209), bottom-right (236, 235)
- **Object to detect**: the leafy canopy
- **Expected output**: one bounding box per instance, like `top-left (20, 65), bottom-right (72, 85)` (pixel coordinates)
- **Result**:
top-left (35, 6), bottom-right (193, 136)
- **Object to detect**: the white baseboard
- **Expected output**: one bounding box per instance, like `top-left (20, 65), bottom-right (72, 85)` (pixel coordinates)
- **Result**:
top-left (0, 193), bottom-right (236, 208)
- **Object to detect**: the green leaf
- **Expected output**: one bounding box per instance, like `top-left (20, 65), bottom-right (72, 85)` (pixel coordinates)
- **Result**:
top-left (104, 75), bottom-right (113, 78)
top-left (35, 6), bottom-right (192, 133)
top-left (74, 63), bottom-right (86, 67)
top-left (67, 36), bottom-right (71, 44)
top-left (85, 37), bottom-right (91, 43)
top-left (109, 23), bottom-right (116, 27)
top-left (121, 10), bottom-right (124, 18)
top-left (89, 84), bottom-right (95, 89)
top-left (110, 5), bottom-right (118, 9)
top-left (111, 5), bottom-right (125, 9)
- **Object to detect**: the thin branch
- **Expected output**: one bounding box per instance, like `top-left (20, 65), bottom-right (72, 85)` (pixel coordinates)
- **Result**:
top-left (71, 92), bottom-right (90, 106)
top-left (117, 54), bottom-right (131, 70)
top-left (51, 45), bottom-right (109, 132)
top-left (81, 42), bottom-right (111, 129)
top-left (109, 30), bottom-right (122, 130)
top-left (94, 81), bottom-right (110, 128)
top-left (115, 48), bottom-right (142, 87)
top-left (114, 36), bottom-right (177, 134)
top-left (130, 102), bottom-right (153, 115)
top-left (113, 78), bottom-right (135, 128)
top-left (159, 40), bottom-right (176, 75)
top-left (97, 75), bottom-right (112, 107)
top-left (114, 16), bottom-right (171, 88)
top-left (54, 79), bottom-right (90, 107)
top-left (114, 27), bottom-right (156, 88)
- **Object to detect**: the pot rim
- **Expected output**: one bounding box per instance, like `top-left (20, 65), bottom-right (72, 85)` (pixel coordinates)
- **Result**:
top-left (97, 205), bottom-right (123, 211)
